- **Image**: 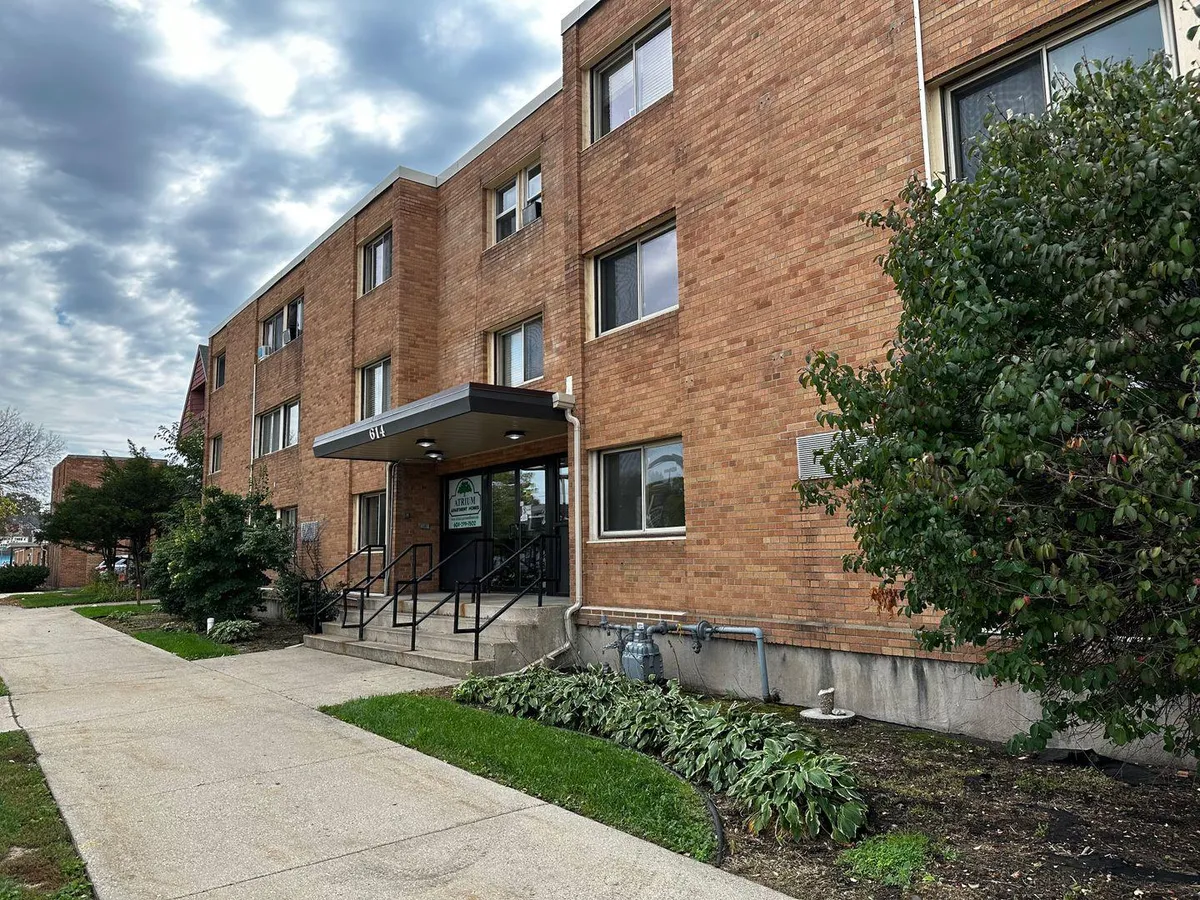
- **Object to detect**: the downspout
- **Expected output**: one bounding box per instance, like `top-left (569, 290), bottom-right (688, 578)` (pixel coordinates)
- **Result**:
top-left (384, 461), bottom-right (399, 592)
top-left (523, 381), bottom-right (583, 668)
top-left (913, 0), bottom-right (934, 188)
top-left (249, 359), bottom-right (258, 483)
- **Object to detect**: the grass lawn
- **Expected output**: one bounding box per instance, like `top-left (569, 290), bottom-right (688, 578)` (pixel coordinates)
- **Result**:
top-left (132, 630), bottom-right (238, 661)
top-left (73, 604), bottom-right (159, 620)
top-left (0, 732), bottom-right (94, 899)
top-left (0, 677), bottom-right (7, 698)
top-left (10, 591), bottom-right (86, 609)
top-left (325, 693), bottom-right (717, 861)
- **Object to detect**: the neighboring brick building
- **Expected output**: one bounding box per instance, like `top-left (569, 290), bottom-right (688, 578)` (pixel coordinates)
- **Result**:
top-left (47, 456), bottom-right (111, 589)
top-left (205, 1), bottom-right (1197, 752)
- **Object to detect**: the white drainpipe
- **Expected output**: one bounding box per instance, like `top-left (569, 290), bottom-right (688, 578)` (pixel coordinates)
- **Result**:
top-left (913, 0), bottom-right (933, 187)
top-left (524, 378), bottom-right (583, 669)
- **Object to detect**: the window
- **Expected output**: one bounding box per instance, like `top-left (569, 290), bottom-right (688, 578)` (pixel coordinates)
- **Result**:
top-left (593, 14), bottom-right (673, 139)
top-left (260, 297), bottom-right (303, 357)
top-left (277, 507), bottom-right (298, 548)
top-left (947, 2), bottom-right (1169, 180)
top-left (213, 353), bottom-right (226, 389)
top-left (496, 317), bottom-right (544, 386)
top-left (209, 435), bottom-right (223, 474)
top-left (600, 439), bottom-right (685, 536)
top-left (596, 224), bottom-right (678, 334)
top-left (256, 400), bottom-right (300, 457)
top-left (362, 229), bottom-right (393, 294)
top-left (493, 162), bottom-right (543, 245)
top-left (357, 492), bottom-right (385, 549)
top-left (360, 358), bottom-right (391, 420)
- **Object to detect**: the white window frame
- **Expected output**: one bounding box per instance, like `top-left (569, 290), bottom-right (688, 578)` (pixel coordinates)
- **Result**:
top-left (213, 352), bottom-right (226, 389)
top-left (359, 357), bottom-right (392, 421)
top-left (942, 0), bottom-right (1176, 181)
top-left (594, 222), bottom-right (678, 336)
top-left (260, 296), bottom-right (303, 357)
top-left (592, 12), bottom-right (673, 141)
top-left (494, 317), bottom-right (544, 387)
top-left (277, 506), bottom-right (299, 549)
top-left (209, 435), bottom-right (222, 474)
top-left (255, 400), bottom-right (300, 458)
top-left (492, 161), bottom-right (543, 246)
top-left (357, 492), bottom-right (386, 550)
top-left (597, 438), bottom-right (685, 539)
top-left (361, 229), bottom-right (393, 295)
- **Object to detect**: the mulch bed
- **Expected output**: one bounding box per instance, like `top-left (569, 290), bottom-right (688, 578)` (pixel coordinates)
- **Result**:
top-left (719, 716), bottom-right (1199, 900)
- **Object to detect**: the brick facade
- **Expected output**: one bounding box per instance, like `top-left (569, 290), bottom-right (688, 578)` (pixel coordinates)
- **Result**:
top-left (47, 456), bottom-right (112, 589)
top-left (205, 0), bottom-right (1197, 673)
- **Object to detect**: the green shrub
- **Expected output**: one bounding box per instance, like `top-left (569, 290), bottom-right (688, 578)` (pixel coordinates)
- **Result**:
top-left (0, 564), bottom-right (49, 592)
top-left (454, 668), bottom-right (867, 842)
top-left (208, 619), bottom-right (261, 644)
top-left (838, 832), bottom-right (931, 887)
top-left (80, 574), bottom-right (136, 605)
top-left (274, 564), bottom-right (341, 627)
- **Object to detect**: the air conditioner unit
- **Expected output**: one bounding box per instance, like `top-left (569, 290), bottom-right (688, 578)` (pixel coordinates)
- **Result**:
top-left (282, 327), bottom-right (298, 345)
top-left (522, 199), bottom-right (543, 227)
top-left (257, 345), bottom-right (271, 360)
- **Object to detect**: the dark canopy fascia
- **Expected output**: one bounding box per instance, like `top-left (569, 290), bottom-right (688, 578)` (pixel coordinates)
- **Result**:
top-left (312, 383), bottom-right (568, 463)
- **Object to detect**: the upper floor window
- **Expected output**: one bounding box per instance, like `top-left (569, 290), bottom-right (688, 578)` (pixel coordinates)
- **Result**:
top-left (360, 358), bottom-right (391, 420)
top-left (256, 400), bottom-right (300, 458)
top-left (593, 14), bottom-right (673, 140)
top-left (260, 297), bottom-right (303, 358)
top-left (493, 162), bottom-right (543, 245)
top-left (596, 223), bottom-right (678, 335)
top-left (496, 317), bottom-right (544, 386)
top-left (362, 229), bottom-right (393, 294)
top-left (209, 435), bottom-right (223, 474)
top-left (213, 352), bottom-right (226, 389)
top-left (947, 2), bottom-right (1169, 181)
top-left (599, 438), bottom-right (685, 537)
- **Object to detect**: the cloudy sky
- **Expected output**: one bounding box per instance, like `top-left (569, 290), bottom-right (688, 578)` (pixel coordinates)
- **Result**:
top-left (0, 0), bottom-right (575, 457)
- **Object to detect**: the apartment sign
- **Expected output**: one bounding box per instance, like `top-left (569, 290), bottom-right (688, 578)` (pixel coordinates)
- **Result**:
top-left (448, 476), bottom-right (482, 530)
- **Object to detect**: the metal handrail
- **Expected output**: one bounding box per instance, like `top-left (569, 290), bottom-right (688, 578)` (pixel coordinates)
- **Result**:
top-left (357, 543), bottom-right (434, 639)
top-left (304, 544), bottom-right (384, 633)
top-left (453, 533), bottom-right (558, 660)
top-left (392, 538), bottom-right (493, 651)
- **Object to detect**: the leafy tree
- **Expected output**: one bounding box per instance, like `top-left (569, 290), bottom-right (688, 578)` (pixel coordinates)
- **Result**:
top-left (40, 481), bottom-right (124, 574)
top-left (156, 416), bottom-right (205, 506)
top-left (0, 406), bottom-right (62, 496)
top-left (797, 58), bottom-right (1200, 757)
top-left (0, 492), bottom-right (42, 538)
top-left (147, 487), bottom-right (293, 626)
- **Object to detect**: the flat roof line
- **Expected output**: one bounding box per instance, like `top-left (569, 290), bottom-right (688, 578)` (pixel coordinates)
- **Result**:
top-left (209, 78), bottom-right (562, 340)
top-left (561, 0), bottom-right (605, 33)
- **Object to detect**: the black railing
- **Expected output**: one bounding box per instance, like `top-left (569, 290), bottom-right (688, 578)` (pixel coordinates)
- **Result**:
top-left (453, 533), bottom-right (557, 661)
top-left (391, 538), bottom-right (493, 651)
top-left (304, 544), bottom-right (384, 634)
top-left (356, 543), bottom-right (434, 639)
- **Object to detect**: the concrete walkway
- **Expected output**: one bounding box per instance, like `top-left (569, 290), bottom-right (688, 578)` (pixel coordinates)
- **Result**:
top-left (0, 606), bottom-right (788, 899)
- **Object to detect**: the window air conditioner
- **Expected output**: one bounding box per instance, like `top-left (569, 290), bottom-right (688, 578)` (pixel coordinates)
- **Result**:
top-left (257, 345), bottom-right (271, 360)
top-left (283, 327), bottom-right (298, 345)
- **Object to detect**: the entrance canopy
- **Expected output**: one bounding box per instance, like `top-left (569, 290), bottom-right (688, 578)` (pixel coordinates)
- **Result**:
top-left (312, 383), bottom-right (568, 462)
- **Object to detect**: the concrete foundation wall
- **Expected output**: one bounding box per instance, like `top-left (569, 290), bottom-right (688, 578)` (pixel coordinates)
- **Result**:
top-left (573, 625), bottom-right (1193, 770)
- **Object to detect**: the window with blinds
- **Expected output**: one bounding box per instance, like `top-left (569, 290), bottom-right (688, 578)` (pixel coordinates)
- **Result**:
top-left (360, 358), bottom-right (391, 420)
top-left (596, 223), bottom-right (678, 334)
top-left (593, 14), bottom-right (673, 140)
top-left (496, 317), bottom-right (544, 386)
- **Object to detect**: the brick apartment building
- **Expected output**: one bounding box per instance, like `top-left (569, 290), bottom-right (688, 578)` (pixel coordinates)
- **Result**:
top-left (47, 456), bottom-right (113, 588)
top-left (180, 344), bottom-right (209, 438)
top-left (204, 0), bottom-right (1197, 753)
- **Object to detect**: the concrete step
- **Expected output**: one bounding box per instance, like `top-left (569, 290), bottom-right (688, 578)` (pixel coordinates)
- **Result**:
top-left (322, 622), bottom-right (515, 660)
top-left (302, 634), bottom-right (495, 677)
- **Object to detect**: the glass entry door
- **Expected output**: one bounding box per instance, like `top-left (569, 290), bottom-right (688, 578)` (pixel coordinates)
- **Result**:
top-left (441, 458), bottom-right (561, 594)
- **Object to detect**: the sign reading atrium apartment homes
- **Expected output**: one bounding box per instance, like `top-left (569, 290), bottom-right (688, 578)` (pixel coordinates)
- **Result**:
top-left (448, 476), bottom-right (483, 530)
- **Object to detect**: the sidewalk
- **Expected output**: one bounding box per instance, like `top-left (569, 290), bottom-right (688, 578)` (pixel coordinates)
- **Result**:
top-left (0, 605), bottom-right (789, 899)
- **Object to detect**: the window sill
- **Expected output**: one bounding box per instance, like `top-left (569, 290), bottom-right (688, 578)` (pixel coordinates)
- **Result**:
top-left (253, 445), bottom-right (299, 461)
top-left (586, 91), bottom-right (673, 152)
top-left (359, 278), bottom-right (392, 299)
top-left (485, 216), bottom-right (544, 257)
top-left (589, 305), bottom-right (678, 344)
top-left (498, 375), bottom-right (545, 390)
top-left (589, 533), bottom-right (685, 544)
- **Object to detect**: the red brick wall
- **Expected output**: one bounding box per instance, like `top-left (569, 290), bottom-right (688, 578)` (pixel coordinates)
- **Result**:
top-left (48, 456), bottom-right (112, 589)
top-left (205, 0), bottom-right (1138, 660)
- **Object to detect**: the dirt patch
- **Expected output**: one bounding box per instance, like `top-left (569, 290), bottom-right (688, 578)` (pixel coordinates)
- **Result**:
top-left (717, 716), bottom-right (1200, 900)
top-left (0, 846), bottom-right (65, 891)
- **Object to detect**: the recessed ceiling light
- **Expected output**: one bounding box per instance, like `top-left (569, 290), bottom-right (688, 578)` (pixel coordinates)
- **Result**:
top-left (416, 438), bottom-right (436, 449)
top-left (505, 430), bottom-right (526, 441)
top-left (425, 450), bottom-right (445, 461)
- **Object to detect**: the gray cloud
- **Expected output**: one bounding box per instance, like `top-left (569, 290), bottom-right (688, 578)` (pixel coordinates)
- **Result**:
top-left (0, 0), bottom-right (569, 459)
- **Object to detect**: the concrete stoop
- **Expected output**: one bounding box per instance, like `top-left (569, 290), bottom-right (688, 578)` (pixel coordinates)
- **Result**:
top-left (302, 592), bottom-right (569, 679)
